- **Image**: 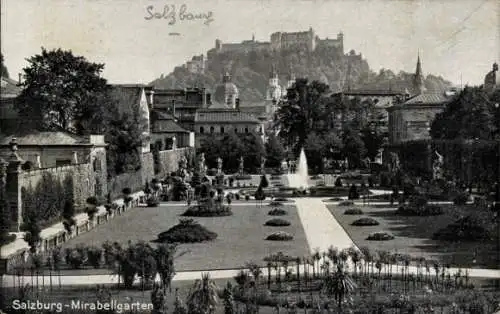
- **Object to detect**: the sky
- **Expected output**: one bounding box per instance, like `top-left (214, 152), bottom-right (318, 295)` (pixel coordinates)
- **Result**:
top-left (1, 0), bottom-right (499, 86)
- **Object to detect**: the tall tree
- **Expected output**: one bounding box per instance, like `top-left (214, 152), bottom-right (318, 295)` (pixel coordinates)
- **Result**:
top-left (265, 133), bottom-right (286, 168)
top-left (430, 86), bottom-right (498, 186)
top-left (187, 273), bottom-right (219, 314)
top-left (16, 48), bottom-right (109, 133)
top-left (275, 78), bottom-right (330, 154)
top-left (1, 53), bottom-right (9, 78)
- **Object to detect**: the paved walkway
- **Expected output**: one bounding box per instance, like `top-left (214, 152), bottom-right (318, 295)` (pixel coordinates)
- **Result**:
top-left (2, 197), bottom-right (499, 288)
top-left (295, 198), bottom-right (357, 253)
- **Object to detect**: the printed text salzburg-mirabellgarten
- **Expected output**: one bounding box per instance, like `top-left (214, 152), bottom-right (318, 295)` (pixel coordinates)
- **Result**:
top-left (144, 4), bottom-right (214, 25)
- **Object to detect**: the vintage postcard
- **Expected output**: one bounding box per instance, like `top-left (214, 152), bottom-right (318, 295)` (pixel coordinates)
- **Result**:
top-left (0, 0), bottom-right (499, 313)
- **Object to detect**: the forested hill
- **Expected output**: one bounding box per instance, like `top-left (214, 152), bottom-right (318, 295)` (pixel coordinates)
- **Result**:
top-left (150, 47), bottom-right (452, 101)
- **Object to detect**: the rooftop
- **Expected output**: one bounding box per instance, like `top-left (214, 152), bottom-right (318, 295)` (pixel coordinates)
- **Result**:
top-left (195, 110), bottom-right (260, 123)
top-left (402, 92), bottom-right (451, 105)
top-left (0, 131), bottom-right (102, 146)
top-left (0, 77), bottom-right (22, 99)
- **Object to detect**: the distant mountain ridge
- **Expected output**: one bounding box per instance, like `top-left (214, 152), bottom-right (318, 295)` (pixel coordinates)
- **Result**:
top-left (150, 35), bottom-right (452, 101)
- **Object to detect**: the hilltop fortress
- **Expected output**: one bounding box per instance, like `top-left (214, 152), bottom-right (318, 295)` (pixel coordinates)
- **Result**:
top-left (185, 28), bottom-right (350, 74)
top-left (212, 27), bottom-right (343, 54)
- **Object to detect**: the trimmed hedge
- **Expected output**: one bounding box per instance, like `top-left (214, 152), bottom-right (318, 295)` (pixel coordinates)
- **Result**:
top-left (366, 232), bottom-right (394, 241)
top-left (344, 208), bottom-right (364, 215)
top-left (265, 218), bottom-right (291, 226)
top-left (268, 208), bottom-right (288, 216)
top-left (351, 217), bottom-right (379, 226)
top-left (157, 219), bottom-right (217, 243)
top-left (265, 231), bottom-right (294, 241)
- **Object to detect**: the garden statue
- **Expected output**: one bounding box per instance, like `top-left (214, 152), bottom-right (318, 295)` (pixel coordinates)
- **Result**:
top-left (172, 136), bottom-right (177, 149)
top-left (217, 157), bottom-right (223, 175)
top-left (199, 153), bottom-right (207, 177)
top-left (433, 150), bottom-right (444, 180)
top-left (238, 156), bottom-right (244, 175)
top-left (281, 159), bottom-right (288, 173)
top-left (178, 155), bottom-right (188, 178)
top-left (260, 156), bottom-right (266, 174)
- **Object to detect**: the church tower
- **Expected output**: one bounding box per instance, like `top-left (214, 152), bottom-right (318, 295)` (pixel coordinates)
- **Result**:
top-left (266, 64), bottom-right (282, 101)
top-left (413, 53), bottom-right (426, 95)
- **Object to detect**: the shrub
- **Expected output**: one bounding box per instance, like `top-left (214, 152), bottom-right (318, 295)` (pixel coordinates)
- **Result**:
top-left (310, 175), bottom-right (321, 180)
top-left (66, 247), bottom-right (87, 269)
top-left (266, 231), bottom-right (293, 241)
top-left (453, 192), bottom-right (469, 205)
top-left (86, 246), bottom-right (102, 269)
top-left (334, 177), bottom-right (343, 187)
top-left (366, 232), bottom-right (394, 241)
top-left (245, 195), bottom-right (250, 201)
top-left (344, 208), bottom-right (364, 215)
top-left (182, 203), bottom-right (232, 217)
top-left (156, 219), bottom-right (217, 243)
top-left (329, 197), bottom-right (343, 201)
top-left (85, 206), bottom-right (98, 220)
top-left (265, 218), bottom-right (291, 226)
top-left (339, 200), bottom-right (354, 206)
top-left (146, 196), bottom-right (160, 207)
top-left (351, 217), bottom-right (379, 226)
top-left (124, 196), bottom-right (134, 205)
top-left (348, 185), bottom-right (360, 200)
top-left (259, 175), bottom-right (269, 188)
top-left (268, 208), bottom-right (288, 216)
top-left (433, 216), bottom-right (491, 241)
top-left (235, 194), bottom-right (240, 200)
top-left (254, 187), bottom-right (266, 201)
top-left (86, 196), bottom-right (100, 206)
top-left (122, 187), bottom-right (132, 195)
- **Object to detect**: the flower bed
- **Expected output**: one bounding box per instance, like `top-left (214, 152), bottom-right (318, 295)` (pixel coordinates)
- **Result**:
top-left (366, 232), bottom-right (394, 241)
top-left (182, 201), bottom-right (232, 217)
top-left (265, 218), bottom-right (291, 226)
top-left (265, 231), bottom-right (294, 241)
top-left (344, 208), bottom-right (364, 215)
top-left (268, 208), bottom-right (288, 216)
top-left (156, 219), bottom-right (217, 243)
top-left (351, 217), bottom-right (379, 226)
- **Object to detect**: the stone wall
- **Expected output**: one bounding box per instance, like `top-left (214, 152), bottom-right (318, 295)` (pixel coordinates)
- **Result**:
top-left (107, 170), bottom-right (143, 200)
top-left (157, 147), bottom-right (194, 178)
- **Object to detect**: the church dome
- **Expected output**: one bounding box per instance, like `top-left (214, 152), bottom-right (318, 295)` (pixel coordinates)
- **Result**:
top-left (214, 72), bottom-right (239, 106)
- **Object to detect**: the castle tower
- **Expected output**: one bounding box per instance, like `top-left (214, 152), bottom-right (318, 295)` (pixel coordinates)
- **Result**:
top-left (413, 52), bottom-right (426, 95)
top-left (337, 32), bottom-right (344, 54)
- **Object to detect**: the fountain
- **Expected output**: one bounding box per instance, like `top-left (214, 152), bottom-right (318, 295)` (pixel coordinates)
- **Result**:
top-left (285, 148), bottom-right (310, 189)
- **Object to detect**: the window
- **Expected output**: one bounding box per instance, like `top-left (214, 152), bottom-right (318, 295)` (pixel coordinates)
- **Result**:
top-left (210, 126), bottom-right (215, 133)
top-left (221, 127), bottom-right (225, 133)
top-left (200, 126), bottom-right (204, 133)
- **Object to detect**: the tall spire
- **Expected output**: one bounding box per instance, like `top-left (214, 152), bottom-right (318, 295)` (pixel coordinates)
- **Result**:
top-left (269, 64), bottom-right (278, 79)
top-left (413, 51), bottom-right (426, 95)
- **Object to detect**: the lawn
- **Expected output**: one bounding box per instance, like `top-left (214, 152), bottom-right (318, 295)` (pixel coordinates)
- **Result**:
top-left (326, 204), bottom-right (499, 269)
top-left (60, 203), bottom-right (310, 272)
